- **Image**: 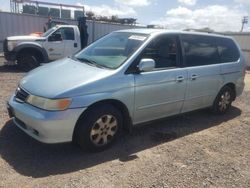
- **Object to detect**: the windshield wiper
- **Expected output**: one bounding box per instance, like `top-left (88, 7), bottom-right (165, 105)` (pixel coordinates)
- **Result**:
top-left (71, 56), bottom-right (107, 69)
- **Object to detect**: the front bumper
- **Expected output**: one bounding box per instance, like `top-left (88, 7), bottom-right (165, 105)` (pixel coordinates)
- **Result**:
top-left (4, 51), bottom-right (17, 61)
top-left (8, 94), bottom-right (86, 143)
top-left (3, 39), bottom-right (17, 65)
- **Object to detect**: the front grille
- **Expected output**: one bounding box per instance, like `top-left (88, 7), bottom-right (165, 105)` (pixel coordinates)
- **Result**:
top-left (3, 39), bottom-right (8, 53)
top-left (15, 87), bottom-right (29, 103)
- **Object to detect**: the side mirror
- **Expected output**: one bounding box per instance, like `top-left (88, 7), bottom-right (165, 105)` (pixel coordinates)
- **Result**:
top-left (48, 33), bottom-right (62, 42)
top-left (138, 58), bottom-right (155, 72)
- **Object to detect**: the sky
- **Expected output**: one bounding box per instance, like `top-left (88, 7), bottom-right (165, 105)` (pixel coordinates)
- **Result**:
top-left (1, 0), bottom-right (250, 32)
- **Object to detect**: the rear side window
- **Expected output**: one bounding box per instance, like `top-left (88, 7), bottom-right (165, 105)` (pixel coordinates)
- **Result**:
top-left (216, 38), bottom-right (240, 63)
top-left (181, 34), bottom-right (220, 67)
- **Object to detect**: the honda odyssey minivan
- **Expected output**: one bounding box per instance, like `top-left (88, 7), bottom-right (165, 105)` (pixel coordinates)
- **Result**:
top-left (7, 29), bottom-right (245, 151)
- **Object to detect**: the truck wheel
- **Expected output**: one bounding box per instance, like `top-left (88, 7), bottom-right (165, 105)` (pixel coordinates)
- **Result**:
top-left (212, 86), bottom-right (233, 114)
top-left (17, 53), bottom-right (40, 71)
top-left (74, 104), bottom-right (123, 152)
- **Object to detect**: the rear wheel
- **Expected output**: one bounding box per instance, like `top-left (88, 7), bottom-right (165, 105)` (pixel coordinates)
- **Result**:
top-left (74, 104), bottom-right (123, 152)
top-left (17, 53), bottom-right (40, 71)
top-left (212, 86), bottom-right (233, 114)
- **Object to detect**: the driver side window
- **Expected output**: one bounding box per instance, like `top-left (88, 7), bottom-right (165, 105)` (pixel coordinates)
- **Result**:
top-left (141, 35), bottom-right (178, 69)
top-left (53, 27), bottom-right (75, 41)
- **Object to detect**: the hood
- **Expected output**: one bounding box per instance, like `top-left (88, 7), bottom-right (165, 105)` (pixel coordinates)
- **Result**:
top-left (20, 58), bottom-right (113, 98)
top-left (7, 35), bottom-right (45, 41)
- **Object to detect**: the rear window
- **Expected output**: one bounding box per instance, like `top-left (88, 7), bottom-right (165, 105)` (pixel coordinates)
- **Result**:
top-left (181, 34), bottom-right (220, 67)
top-left (216, 38), bottom-right (240, 63)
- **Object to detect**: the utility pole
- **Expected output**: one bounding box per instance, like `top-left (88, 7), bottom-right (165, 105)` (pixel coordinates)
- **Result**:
top-left (241, 16), bottom-right (248, 32)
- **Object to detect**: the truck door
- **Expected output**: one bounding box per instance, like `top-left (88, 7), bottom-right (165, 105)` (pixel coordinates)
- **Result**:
top-left (62, 27), bottom-right (81, 56)
top-left (43, 28), bottom-right (65, 60)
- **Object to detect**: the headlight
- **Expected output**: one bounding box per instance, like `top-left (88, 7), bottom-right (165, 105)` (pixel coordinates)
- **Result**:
top-left (26, 95), bottom-right (72, 111)
top-left (7, 41), bottom-right (18, 51)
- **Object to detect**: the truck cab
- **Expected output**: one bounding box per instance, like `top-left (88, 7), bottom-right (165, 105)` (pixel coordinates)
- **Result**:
top-left (4, 25), bottom-right (82, 71)
top-left (43, 25), bottom-right (81, 60)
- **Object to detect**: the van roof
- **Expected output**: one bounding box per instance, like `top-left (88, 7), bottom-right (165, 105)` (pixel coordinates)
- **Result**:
top-left (116, 28), bottom-right (232, 39)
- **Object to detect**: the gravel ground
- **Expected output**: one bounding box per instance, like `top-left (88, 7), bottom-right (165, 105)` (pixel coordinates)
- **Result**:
top-left (0, 57), bottom-right (249, 188)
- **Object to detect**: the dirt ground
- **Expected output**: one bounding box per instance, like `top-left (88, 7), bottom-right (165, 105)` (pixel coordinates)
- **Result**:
top-left (0, 57), bottom-right (249, 188)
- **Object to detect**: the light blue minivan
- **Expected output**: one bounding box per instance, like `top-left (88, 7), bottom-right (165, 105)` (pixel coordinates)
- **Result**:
top-left (7, 29), bottom-right (245, 151)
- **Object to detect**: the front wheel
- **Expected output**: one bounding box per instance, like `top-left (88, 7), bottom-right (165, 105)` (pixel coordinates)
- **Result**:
top-left (212, 86), bottom-right (234, 114)
top-left (17, 53), bottom-right (40, 71)
top-left (73, 104), bottom-right (123, 152)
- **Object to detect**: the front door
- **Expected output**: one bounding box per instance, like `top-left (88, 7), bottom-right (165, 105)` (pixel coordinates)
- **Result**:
top-left (133, 35), bottom-right (187, 124)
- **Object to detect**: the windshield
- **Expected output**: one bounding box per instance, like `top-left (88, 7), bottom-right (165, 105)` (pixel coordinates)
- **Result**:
top-left (42, 27), bottom-right (56, 37)
top-left (74, 32), bottom-right (148, 69)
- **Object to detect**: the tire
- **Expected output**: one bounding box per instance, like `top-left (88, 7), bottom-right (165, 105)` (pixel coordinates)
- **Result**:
top-left (212, 86), bottom-right (234, 114)
top-left (17, 53), bottom-right (40, 71)
top-left (73, 104), bottom-right (123, 152)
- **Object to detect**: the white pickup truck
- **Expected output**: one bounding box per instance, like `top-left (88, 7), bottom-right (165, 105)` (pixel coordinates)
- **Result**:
top-left (3, 24), bottom-right (88, 71)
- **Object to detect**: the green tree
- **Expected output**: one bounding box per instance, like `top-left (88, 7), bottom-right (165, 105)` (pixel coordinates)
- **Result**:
top-left (86, 11), bottom-right (95, 20)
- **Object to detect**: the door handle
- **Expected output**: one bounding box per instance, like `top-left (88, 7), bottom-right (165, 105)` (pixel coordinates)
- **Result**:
top-left (176, 76), bottom-right (184, 82)
top-left (191, 74), bottom-right (198, 80)
top-left (74, 43), bottom-right (77, 47)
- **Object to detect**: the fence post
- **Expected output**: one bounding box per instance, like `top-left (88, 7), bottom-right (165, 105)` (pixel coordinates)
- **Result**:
top-left (92, 20), bottom-right (95, 43)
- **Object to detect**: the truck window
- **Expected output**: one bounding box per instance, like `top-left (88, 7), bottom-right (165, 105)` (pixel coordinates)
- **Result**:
top-left (141, 35), bottom-right (178, 69)
top-left (54, 28), bottom-right (75, 40)
top-left (181, 35), bottom-right (220, 67)
top-left (42, 27), bottom-right (56, 37)
top-left (216, 38), bottom-right (240, 63)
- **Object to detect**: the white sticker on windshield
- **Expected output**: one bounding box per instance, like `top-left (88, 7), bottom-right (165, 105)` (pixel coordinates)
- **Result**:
top-left (129, 35), bottom-right (146, 41)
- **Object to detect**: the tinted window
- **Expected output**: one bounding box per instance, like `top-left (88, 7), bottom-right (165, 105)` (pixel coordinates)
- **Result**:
top-left (42, 27), bottom-right (56, 37)
top-left (141, 35), bottom-right (178, 69)
top-left (54, 28), bottom-right (75, 40)
top-left (217, 38), bottom-right (240, 63)
top-left (182, 35), bottom-right (220, 66)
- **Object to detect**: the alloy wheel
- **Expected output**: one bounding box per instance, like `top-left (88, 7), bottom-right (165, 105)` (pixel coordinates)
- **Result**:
top-left (90, 115), bottom-right (118, 146)
top-left (218, 91), bottom-right (231, 112)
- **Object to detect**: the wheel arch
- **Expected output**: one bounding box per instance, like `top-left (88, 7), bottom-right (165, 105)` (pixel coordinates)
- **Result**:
top-left (222, 82), bottom-right (236, 101)
top-left (14, 44), bottom-right (49, 63)
top-left (73, 99), bottom-right (133, 140)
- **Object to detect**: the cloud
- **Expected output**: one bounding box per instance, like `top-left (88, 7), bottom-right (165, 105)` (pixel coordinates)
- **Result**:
top-left (151, 5), bottom-right (248, 32)
top-left (114, 0), bottom-right (152, 7)
top-left (0, 1), bottom-right (10, 12)
top-left (234, 0), bottom-right (250, 5)
top-left (178, 0), bottom-right (197, 6)
top-left (167, 6), bottom-right (192, 16)
top-left (77, 3), bottom-right (136, 17)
